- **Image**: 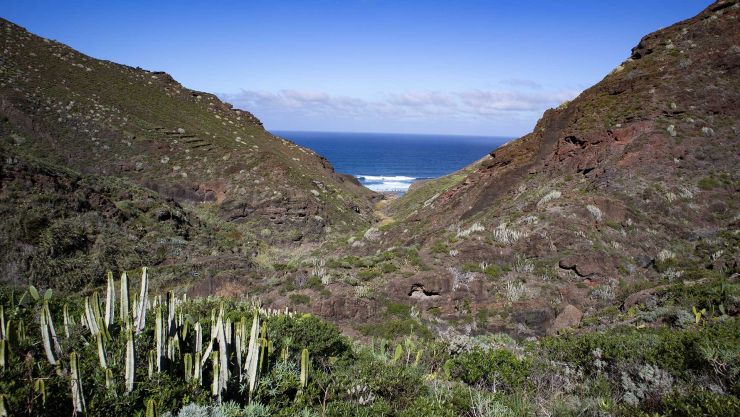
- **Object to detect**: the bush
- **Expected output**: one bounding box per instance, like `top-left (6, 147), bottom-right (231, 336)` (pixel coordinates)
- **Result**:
top-left (661, 391), bottom-right (740, 416)
top-left (358, 318), bottom-right (433, 340)
top-left (289, 293), bottom-right (310, 305)
top-left (540, 320), bottom-right (739, 381)
top-left (445, 348), bottom-right (529, 392)
top-left (334, 353), bottom-right (426, 412)
top-left (399, 396), bottom-right (457, 417)
top-left (267, 314), bottom-right (351, 363)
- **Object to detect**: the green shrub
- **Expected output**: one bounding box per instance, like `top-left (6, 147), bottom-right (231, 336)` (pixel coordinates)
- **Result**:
top-left (661, 391), bottom-right (740, 416)
top-left (399, 396), bottom-right (456, 417)
top-left (335, 353), bottom-right (426, 412)
top-left (483, 264), bottom-right (506, 279)
top-left (358, 268), bottom-right (380, 281)
top-left (445, 349), bottom-right (529, 392)
top-left (540, 320), bottom-right (739, 380)
top-left (385, 300), bottom-right (411, 317)
top-left (289, 293), bottom-right (310, 305)
top-left (325, 399), bottom-right (391, 417)
top-left (381, 262), bottom-right (399, 274)
top-left (358, 318), bottom-right (433, 340)
top-left (267, 314), bottom-right (351, 363)
top-left (698, 176), bottom-right (719, 190)
top-left (305, 275), bottom-right (323, 290)
top-left (431, 240), bottom-right (449, 254)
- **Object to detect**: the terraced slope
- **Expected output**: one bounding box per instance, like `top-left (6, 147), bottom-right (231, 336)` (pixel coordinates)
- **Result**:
top-left (0, 18), bottom-right (376, 244)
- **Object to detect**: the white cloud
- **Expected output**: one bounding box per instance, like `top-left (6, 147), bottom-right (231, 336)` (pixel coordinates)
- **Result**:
top-left (220, 86), bottom-right (579, 130)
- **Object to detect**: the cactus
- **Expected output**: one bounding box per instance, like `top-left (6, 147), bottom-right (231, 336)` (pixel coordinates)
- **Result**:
top-left (70, 352), bottom-right (86, 414)
top-left (84, 296), bottom-right (100, 336)
top-left (211, 350), bottom-right (220, 400)
top-left (44, 301), bottom-right (61, 357)
top-left (34, 378), bottom-right (46, 405)
top-left (194, 352), bottom-right (202, 385)
top-left (414, 349), bottom-right (424, 367)
top-left (282, 337), bottom-right (292, 363)
top-left (181, 316), bottom-right (190, 341)
top-left (167, 291), bottom-right (176, 339)
top-left (215, 307), bottom-right (229, 395)
top-left (244, 313), bottom-right (261, 394)
top-left (391, 344), bottom-right (403, 364)
top-left (40, 302), bottom-right (58, 365)
top-left (145, 398), bottom-right (157, 417)
top-left (105, 368), bottom-right (116, 395)
top-left (0, 305), bottom-right (5, 340)
top-left (91, 291), bottom-right (103, 326)
top-left (692, 306), bottom-right (707, 324)
top-left (235, 326), bottom-right (243, 381)
top-left (259, 337), bottom-right (269, 374)
top-left (62, 304), bottom-right (71, 339)
top-left (194, 321), bottom-right (203, 356)
top-left (183, 353), bottom-right (193, 382)
top-left (29, 285), bottom-right (40, 302)
top-left (16, 319), bottom-right (25, 342)
top-left (125, 328), bottom-right (135, 394)
top-left (120, 271), bottom-right (130, 328)
top-left (148, 350), bottom-right (155, 378)
top-left (300, 348), bottom-right (309, 388)
top-left (96, 333), bottom-right (108, 369)
top-left (18, 318), bottom-right (26, 342)
top-left (135, 267), bottom-right (149, 334)
top-left (155, 304), bottom-right (164, 372)
top-left (3, 321), bottom-right (12, 347)
top-left (0, 339), bottom-right (6, 370)
top-left (104, 271), bottom-right (116, 332)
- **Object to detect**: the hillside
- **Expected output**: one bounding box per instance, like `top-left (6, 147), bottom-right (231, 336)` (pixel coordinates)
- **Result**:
top-left (285, 0), bottom-right (739, 338)
top-left (0, 2), bottom-right (738, 416)
top-left (0, 17), bottom-right (376, 246)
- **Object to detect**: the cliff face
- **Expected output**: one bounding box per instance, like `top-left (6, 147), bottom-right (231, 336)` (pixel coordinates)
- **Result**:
top-left (355, 0), bottom-right (739, 336)
top-left (0, 18), bottom-right (376, 244)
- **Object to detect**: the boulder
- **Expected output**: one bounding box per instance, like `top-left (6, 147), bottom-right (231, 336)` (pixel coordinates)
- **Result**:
top-left (623, 285), bottom-right (668, 309)
top-left (547, 304), bottom-right (583, 335)
top-left (559, 255), bottom-right (604, 277)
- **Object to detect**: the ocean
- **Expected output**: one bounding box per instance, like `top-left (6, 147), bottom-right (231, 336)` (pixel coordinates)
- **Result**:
top-left (272, 131), bottom-right (511, 192)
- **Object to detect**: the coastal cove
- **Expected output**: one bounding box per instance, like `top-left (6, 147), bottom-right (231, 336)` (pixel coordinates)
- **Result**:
top-left (274, 130), bottom-right (511, 192)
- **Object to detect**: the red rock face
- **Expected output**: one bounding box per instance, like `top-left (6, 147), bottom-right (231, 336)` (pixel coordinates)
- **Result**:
top-left (362, 1), bottom-right (740, 338)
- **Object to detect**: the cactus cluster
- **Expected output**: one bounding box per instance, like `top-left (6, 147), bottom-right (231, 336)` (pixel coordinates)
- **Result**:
top-left (0, 267), bottom-right (305, 415)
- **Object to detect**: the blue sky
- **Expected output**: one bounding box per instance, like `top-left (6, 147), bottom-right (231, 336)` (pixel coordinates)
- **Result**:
top-left (3, 1), bottom-right (711, 136)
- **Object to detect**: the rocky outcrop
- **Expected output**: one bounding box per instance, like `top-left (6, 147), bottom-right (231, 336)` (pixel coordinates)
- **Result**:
top-left (547, 305), bottom-right (583, 335)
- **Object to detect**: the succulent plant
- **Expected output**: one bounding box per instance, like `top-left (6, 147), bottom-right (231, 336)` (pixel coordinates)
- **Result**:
top-left (120, 271), bottom-right (130, 328)
top-left (70, 352), bottom-right (86, 413)
top-left (135, 267), bottom-right (149, 334)
top-left (34, 378), bottom-right (46, 406)
top-left (0, 339), bottom-right (6, 370)
top-left (244, 313), bottom-right (261, 395)
top-left (104, 271), bottom-right (116, 332)
top-left (300, 348), bottom-right (309, 388)
top-left (96, 333), bottom-right (108, 369)
top-left (125, 328), bottom-right (135, 394)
